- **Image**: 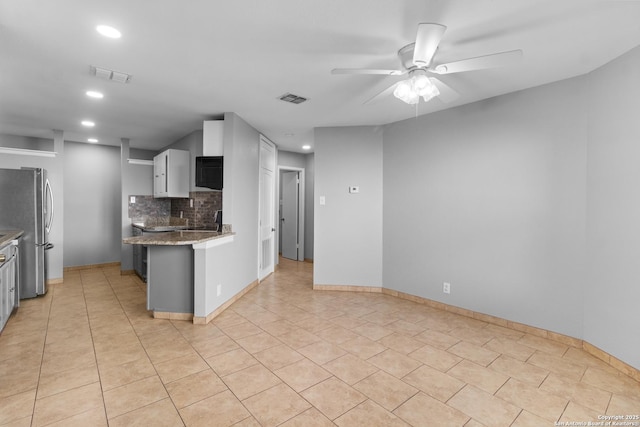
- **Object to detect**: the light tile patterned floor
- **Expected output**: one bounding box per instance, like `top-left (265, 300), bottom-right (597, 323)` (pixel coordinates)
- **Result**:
top-left (0, 258), bottom-right (639, 426)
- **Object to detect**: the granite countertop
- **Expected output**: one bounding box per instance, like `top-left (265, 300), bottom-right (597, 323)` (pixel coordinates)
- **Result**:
top-left (123, 230), bottom-right (235, 246)
top-left (132, 216), bottom-right (189, 231)
top-left (0, 230), bottom-right (24, 248)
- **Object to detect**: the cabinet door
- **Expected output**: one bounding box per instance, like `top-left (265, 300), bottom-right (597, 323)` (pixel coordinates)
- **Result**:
top-left (165, 149), bottom-right (189, 197)
top-left (154, 152), bottom-right (168, 196)
top-left (0, 257), bottom-right (10, 331)
top-left (0, 265), bottom-right (6, 330)
top-left (154, 150), bottom-right (189, 198)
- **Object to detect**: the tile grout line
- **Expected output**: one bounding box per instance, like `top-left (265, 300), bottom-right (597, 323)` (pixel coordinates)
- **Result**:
top-left (103, 269), bottom-right (189, 425)
top-left (80, 270), bottom-right (110, 426)
top-left (11, 260), bottom-right (635, 426)
top-left (28, 279), bottom-right (54, 426)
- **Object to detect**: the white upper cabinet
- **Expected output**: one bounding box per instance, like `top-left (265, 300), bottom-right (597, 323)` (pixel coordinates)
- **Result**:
top-left (153, 149), bottom-right (189, 198)
top-left (203, 120), bottom-right (224, 156)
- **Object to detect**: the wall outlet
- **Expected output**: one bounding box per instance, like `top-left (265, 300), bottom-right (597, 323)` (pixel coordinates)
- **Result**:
top-left (190, 199), bottom-right (194, 208)
top-left (216, 284), bottom-right (222, 296)
top-left (129, 196), bottom-right (136, 204)
top-left (443, 282), bottom-right (451, 294)
top-left (349, 186), bottom-right (359, 193)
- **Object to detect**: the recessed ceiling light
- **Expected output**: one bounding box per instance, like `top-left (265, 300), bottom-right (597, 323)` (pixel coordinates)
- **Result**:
top-left (87, 138), bottom-right (98, 143)
top-left (81, 120), bottom-right (95, 127)
top-left (96, 25), bottom-right (121, 39)
top-left (86, 90), bottom-right (104, 99)
top-left (302, 145), bottom-right (311, 150)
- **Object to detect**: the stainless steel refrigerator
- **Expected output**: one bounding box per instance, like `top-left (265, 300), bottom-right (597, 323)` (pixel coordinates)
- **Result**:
top-left (0, 168), bottom-right (54, 298)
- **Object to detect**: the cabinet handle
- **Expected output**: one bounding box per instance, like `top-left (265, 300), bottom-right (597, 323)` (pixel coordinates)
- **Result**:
top-left (0, 254), bottom-right (6, 262)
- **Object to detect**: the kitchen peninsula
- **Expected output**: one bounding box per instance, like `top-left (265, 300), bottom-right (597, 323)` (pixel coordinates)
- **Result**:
top-left (123, 229), bottom-right (234, 322)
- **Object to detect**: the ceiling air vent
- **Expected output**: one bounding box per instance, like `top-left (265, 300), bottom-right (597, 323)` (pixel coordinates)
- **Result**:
top-left (278, 93), bottom-right (308, 104)
top-left (90, 65), bottom-right (133, 83)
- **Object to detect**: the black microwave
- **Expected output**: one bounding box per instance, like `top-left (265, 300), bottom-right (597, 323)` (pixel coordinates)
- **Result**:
top-left (195, 156), bottom-right (223, 190)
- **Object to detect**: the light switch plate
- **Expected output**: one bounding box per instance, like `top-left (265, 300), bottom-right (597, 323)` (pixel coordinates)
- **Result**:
top-left (319, 196), bottom-right (326, 205)
top-left (129, 196), bottom-right (136, 203)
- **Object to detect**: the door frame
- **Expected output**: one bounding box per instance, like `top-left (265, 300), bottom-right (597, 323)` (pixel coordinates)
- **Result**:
top-left (258, 135), bottom-right (276, 280)
top-left (276, 165), bottom-right (305, 263)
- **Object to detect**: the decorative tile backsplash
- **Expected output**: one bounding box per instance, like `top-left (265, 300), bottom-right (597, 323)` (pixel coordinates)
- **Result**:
top-left (128, 192), bottom-right (221, 229)
top-left (171, 191), bottom-right (222, 229)
top-left (128, 195), bottom-right (171, 219)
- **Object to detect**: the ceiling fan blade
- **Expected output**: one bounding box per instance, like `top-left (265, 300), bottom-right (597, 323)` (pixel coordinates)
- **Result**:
top-left (413, 23), bottom-right (447, 67)
top-left (363, 82), bottom-right (399, 105)
top-left (332, 68), bottom-right (405, 76)
top-left (432, 49), bottom-right (523, 74)
top-left (430, 77), bottom-right (459, 103)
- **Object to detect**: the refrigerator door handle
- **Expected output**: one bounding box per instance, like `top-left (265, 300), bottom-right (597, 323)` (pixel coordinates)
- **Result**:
top-left (45, 178), bottom-right (54, 234)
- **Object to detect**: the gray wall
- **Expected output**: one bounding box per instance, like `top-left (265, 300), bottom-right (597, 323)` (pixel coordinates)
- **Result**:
top-left (64, 141), bottom-right (121, 267)
top-left (0, 134), bottom-right (54, 151)
top-left (120, 141), bottom-right (155, 271)
top-left (585, 45), bottom-right (640, 369)
top-left (278, 151), bottom-right (307, 169)
top-left (221, 112), bottom-right (260, 289)
top-left (305, 154), bottom-right (315, 260)
top-left (383, 79), bottom-right (588, 339)
top-left (310, 46), bottom-right (640, 369)
top-left (0, 133), bottom-right (64, 281)
top-left (314, 126), bottom-right (383, 287)
top-left (277, 150), bottom-right (314, 260)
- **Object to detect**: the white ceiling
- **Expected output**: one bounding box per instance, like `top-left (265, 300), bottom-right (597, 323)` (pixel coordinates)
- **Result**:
top-left (1, 0), bottom-right (639, 153)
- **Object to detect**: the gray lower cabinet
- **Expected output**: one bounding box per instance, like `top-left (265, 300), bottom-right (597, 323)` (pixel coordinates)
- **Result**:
top-left (146, 245), bottom-right (193, 314)
top-left (132, 227), bottom-right (147, 282)
top-left (0, 241), bottom-right (19, 332)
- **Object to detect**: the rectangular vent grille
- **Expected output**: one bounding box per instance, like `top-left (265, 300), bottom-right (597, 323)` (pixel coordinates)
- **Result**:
top-left (90, 65), bottom-right (133, 83)
top-left (279, 93), bottom-right (308, 104)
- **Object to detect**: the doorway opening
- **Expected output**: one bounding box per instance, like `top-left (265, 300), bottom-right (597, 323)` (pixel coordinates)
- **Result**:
top-left (277, 166), bottom-right (305, 262)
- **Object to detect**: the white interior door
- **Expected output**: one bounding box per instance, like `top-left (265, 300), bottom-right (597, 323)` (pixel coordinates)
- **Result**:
top-left (259, 136), bottom-right (276, 280)
top-left (281, 171), bottom-right (299, 260)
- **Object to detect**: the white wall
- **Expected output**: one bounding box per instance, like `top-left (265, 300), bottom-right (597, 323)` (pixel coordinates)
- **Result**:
top-left (64, 141), bottom-right (121, 267)
top-left (383, 80), bottom-right (588, 338)
top-left (314, 126), bottom-right (383, 287)
top-left (585, 45), bottom-right (640, 369)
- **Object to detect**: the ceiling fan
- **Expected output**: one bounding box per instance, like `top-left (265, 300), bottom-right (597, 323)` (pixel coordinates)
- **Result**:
top-left (332, 23), bottom-right (523, 105)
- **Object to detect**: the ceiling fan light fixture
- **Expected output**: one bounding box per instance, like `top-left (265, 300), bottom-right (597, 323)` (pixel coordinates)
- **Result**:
top-left (393, 74), bottom-right (440, 105)
top-left (413, 73), bottom-right (430, 90)
top-left (393, 80), bottom-right (411, 98)
top-left (421, 84), bottom-right (440, 103)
